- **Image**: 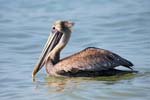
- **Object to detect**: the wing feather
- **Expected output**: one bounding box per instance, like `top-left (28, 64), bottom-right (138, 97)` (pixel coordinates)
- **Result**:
top-left (55, 47), bottom-right (133, 73)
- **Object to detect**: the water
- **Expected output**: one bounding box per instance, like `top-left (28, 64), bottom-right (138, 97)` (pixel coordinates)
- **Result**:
top-left (0, 0), bottom-right (150, 100)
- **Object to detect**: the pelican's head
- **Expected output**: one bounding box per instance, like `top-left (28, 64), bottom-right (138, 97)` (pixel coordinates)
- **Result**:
top-left (52, 20), bottom-right (74, 33)
top-left (32, 20), bottom-right (74, 78)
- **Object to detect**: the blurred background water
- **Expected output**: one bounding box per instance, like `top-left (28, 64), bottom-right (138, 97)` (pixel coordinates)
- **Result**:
top-left (0, 0), bottom-right (150, 100)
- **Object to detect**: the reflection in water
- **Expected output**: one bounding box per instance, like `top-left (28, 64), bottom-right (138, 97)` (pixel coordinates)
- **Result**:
top-left (43, 73), bottom-right (137, 92)
top-left (45, 77), bottom-right (68, 92)
top-left (32, 72), bottom-right (150, 100)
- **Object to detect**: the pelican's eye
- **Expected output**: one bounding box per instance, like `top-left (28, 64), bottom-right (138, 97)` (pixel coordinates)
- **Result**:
top-left (52, 27), bottom-right (56, 33)
top-left (52, 27), bottom-right (55, 30)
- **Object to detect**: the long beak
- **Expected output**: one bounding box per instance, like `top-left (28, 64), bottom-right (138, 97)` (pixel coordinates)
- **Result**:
top-left (32, 30), bottom-right (63, 78)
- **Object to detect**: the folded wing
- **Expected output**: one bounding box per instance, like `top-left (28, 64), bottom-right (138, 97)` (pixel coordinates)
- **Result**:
top-left (55, 47), bottom-right (134, 73)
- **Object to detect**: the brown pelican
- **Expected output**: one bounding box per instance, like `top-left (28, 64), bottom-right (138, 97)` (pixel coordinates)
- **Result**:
top-left (32, 20), bottom-right (134, 78)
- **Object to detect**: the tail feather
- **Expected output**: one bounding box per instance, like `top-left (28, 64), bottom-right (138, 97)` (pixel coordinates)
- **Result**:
top-left (120, 58), bottom-right (134, 70)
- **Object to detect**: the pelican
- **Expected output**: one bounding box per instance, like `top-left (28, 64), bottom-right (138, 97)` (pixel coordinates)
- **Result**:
top-left (32, 20), bottom-right (134, 78)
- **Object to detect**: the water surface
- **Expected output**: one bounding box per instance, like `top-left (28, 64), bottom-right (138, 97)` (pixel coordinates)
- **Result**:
top-left (0, 0), bottom-right (150, 100)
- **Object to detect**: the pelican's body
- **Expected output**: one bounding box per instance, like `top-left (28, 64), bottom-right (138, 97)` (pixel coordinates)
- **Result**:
top-left (32, 20), bottom-right (134, 78)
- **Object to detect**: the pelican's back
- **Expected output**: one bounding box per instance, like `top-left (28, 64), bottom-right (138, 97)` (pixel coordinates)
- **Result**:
top-left (52, 47), bottom-right (133, 76)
